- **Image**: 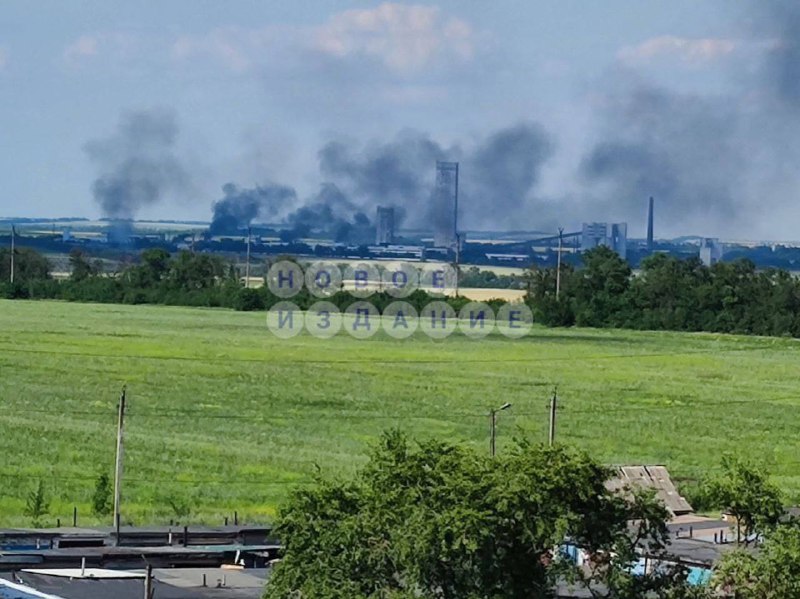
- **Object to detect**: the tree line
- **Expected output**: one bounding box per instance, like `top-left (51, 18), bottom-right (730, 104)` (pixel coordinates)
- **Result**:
top-left (266, 431), bottom-right (800, 598)
top-left (0, 247), bottom-right (498, 314)
top-left (527, 246), bottom-right (800, 338)
top-left (3, 245), bottom-right (800, 340)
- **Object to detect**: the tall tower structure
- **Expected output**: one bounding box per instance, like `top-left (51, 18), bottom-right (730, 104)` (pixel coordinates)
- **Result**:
top-left (647, 196), bottom-right (654, 252)
top-left (375, 206), bottom-right (396, 245)
top-left (433, 161), bottom-right (459, 248)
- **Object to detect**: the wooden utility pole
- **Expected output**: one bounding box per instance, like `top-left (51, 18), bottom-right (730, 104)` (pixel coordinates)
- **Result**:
top-left (490, 408), bottom-right (497, 457)
top-left (144, 564), bottom-right (153, 599)
top-left (9, 225), bottom-right (15, 284)
top-left (489, 403), bottom-right (511, 457)
top-left (245, 227), bottom-right (251, 289)
top-left (113, 386), bottom-right (127, 545)
top-left (548, 387), bottom-right (558, 446)
top-left (555, 227), bottom-right (563, 299)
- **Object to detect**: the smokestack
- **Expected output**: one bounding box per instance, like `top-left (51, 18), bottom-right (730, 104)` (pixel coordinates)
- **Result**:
top-left (646, 196), bottom-right (654, 252)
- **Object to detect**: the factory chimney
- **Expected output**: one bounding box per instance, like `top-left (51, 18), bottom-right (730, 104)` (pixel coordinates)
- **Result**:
top-left (646, 196), bottom-right (654, 252)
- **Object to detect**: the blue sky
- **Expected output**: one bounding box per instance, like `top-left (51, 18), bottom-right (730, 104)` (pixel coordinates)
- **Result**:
top-left (2, 1), bottom-right (797, 238)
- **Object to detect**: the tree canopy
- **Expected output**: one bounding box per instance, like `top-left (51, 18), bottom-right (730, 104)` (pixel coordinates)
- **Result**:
top-left (265, 431), bottom-right (698, 599)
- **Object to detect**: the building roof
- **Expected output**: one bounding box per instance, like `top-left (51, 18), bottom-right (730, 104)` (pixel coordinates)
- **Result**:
top-left (1, 568), bottom-right (268, 599)
top-left (606, 465), bottom-right (693, 516)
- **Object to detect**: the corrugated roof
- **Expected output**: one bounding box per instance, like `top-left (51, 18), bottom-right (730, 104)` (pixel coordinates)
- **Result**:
top-left (607, 465), bottom-right (693, 516)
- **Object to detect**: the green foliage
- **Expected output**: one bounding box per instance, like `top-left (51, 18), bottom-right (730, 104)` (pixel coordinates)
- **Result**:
top-left (24, 480), bottom-right (49, 527)
top-left (91, 472), bottom-right (112, 517)
top-left (0, 246), bottom-right (51, 285)
top-left (266, 431), bottom-right (696, 599)
top-left (69, 248), bottom-right (96, 282)
top-left (703, 455), bottom-right (784, 545)
top-left (713, 521), bottom-right (800, 597)
top-left (527, 247), bottom-right (800, 337)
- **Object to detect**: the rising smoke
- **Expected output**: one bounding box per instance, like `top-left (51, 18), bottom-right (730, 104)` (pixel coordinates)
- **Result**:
top-left (85, 108), bottom-right (191, 240)
top-left (209, 182), bottom-right (296, 235)
top-left (579, 0), bottom-right (800, 235)
top-left (87, 2), bottom-right (800, 240)
top-left (317, 124), bottom-right (553, 232)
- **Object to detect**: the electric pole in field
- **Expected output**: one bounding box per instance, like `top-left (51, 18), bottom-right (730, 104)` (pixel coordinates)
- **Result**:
top-left (489, 402), bottom-right (512, 457)
top-left (548, 387), bottom-right (558, 446)
top-left (245, 227), bottom-right (251, 289)
top-left (9, 225), bottom-right (15, 284)
top-left (555, 227), bottom-right (564, 299)
top-left (113, 386), bottom-right (127, 545)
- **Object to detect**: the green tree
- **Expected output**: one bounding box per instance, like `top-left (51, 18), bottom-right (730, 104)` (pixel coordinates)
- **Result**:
top-left (0, 247), bottom-right (51, 284)
top-left (703, 455), bottom-right (783, 546)
top-left (68, 248), bottom-right (96, 282)
top-left (91, 472), bottom-right (112, 517)
top-left (24, 480), bottom-right (49, 527)
top-left (713, 521), bottom-right (800, 597)
top-left (265, 431), bottom-right (699, 599)
top-left (572, 245), bottom-right (632, 327)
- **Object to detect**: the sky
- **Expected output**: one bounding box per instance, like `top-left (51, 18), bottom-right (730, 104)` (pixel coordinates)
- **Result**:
top-left (1, 1), bottom-right (798, 239)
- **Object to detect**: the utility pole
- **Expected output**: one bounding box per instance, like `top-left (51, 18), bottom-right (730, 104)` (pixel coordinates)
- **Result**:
top-left (454, 232), bottom-right (461, 297)
top-left (245, 227), bottom-right (251, 289)
top-left (144, 564), bottom-right (153, 599)
top-left (9, 225), bottom-right (15, 284)
top-left (113, 386), bottom-right (127, 545)
top-left (548, 387), bottom-right (558, 446)
top-left (489, 402), bottom-right (511, 457)
top-left (555, 227), bottom-right (563, 299)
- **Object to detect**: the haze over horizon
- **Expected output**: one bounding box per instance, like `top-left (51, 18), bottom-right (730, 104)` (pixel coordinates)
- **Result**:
top-left (3, 1), bottom-right (800, 240)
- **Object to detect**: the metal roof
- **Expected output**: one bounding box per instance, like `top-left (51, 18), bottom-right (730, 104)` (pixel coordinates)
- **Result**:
top-left (606, 465), bottom-right (694, 516)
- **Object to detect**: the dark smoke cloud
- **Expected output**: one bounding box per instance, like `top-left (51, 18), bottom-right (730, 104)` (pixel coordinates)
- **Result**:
top-left (285, 183), bottom-right (373, 243)
top-left (209, 182), bottom-right (296, 235)
top-left (318, 124), bottom-right (554, 231)
top-left (466, 123), bottom-right (554, 228)
top-left (318, 131), bottom-right (447, 229)
top-left (85, 108), bottom-right (190, 225)
top-left (580, 83), bottom-right (746, 226)
top-left (580, 0), bottom-right (800, 235)
top-left (758, 0), bottom-right (800, 107)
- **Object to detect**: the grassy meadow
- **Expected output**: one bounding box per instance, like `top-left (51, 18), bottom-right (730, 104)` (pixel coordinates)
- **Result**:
top-left (0, 299), bottom-right (799, 526)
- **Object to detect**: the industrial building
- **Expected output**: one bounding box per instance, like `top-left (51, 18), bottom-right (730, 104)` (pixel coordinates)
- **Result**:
top-left (699, 238), bottom-right (723, 266)
top-left (432, 161), bottom-right (459, 249)
top-left (375, 206), bottom-right (396, 245)
top-left (581, 222), bottom-right (628, 259)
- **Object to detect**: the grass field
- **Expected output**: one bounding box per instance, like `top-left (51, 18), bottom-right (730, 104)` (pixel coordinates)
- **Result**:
top-left (1, 299), bottom-right (799, 527)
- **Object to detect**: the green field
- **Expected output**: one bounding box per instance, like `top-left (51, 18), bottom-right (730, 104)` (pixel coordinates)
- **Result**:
top-left (1, 299), bottom-right (799, 527)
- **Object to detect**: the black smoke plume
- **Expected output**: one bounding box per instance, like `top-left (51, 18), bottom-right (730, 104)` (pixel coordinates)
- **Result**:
top-left (85, 108), bottom-right (190, 240)
top-left (209, 182), bottom-right (296, 235)
top-left (580, 0), bottom-right (800, 235)
top-left (317, 124), bottom-right (554, 231)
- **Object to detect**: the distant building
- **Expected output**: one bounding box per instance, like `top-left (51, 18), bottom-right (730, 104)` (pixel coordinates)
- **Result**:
top-left (375, 206), bottom-right (396, 245)
top-left (700, 238), bottom-right (723, 266)
top-left (432, 161), bottom-right (459, 248)
top-left (581, 222), bottom-right (628, 259)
